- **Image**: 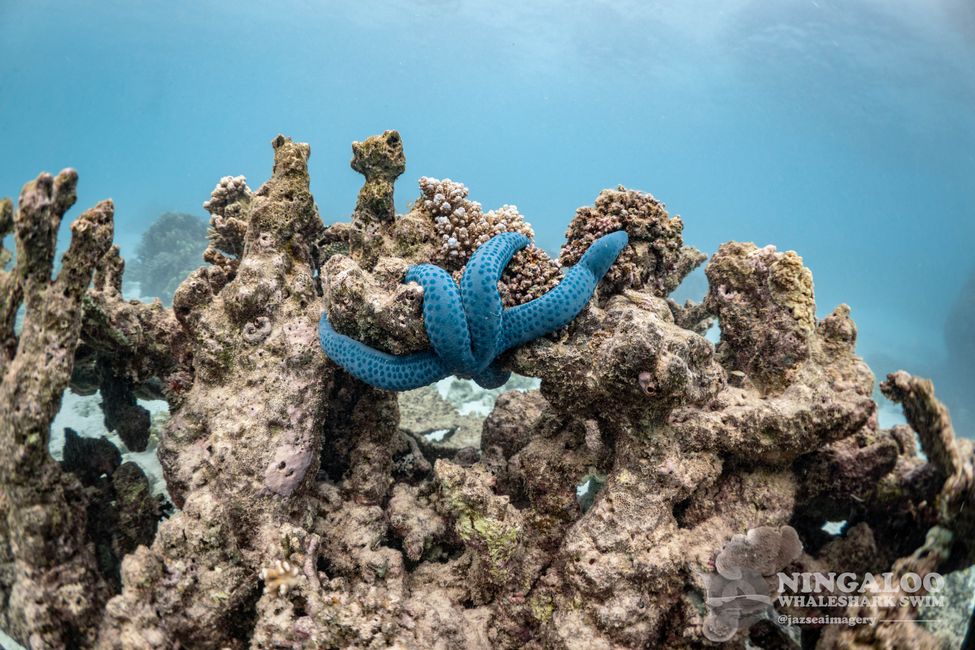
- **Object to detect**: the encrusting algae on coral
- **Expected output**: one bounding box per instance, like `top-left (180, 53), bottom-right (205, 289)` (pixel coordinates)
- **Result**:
top-left (0, 130), bottom-right (973, 649)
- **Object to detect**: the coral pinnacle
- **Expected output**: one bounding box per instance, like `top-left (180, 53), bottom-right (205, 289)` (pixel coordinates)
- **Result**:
top-left (319, 230), bottom-right (628, 390)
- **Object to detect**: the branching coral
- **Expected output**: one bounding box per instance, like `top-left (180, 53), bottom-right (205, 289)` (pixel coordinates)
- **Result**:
top-left (1, 133), bottom-right (973, 650)
top-left (202, 174), bottom-right (252, 277)
top-left (259, 559), bottom-right (301, 595)
top-left (417, 176), bottom-right (562, 306)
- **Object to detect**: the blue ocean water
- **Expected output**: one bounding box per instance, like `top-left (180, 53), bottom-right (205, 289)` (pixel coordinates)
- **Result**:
top-left (1, 0), bottom-right (973, 429)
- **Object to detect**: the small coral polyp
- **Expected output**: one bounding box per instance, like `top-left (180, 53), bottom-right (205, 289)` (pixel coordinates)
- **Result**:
top-left (318, 229), bottom-right (629, 390)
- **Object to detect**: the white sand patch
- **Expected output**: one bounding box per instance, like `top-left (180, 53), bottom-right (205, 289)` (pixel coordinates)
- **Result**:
top-left (51, 390), bottom-right (169, 499)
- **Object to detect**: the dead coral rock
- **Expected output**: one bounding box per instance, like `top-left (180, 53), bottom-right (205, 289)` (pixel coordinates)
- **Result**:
top-left (111, 461), bottom-right (161, 557)
top-left (98, 136), bottom-right (331, 649)
top-left (101, 493), bottom-right (256, 649)
top-left (435, 459), bottom-right (528, 600)
top-left (502, 415), bottom-right (606, 549)
top-left (705, 241), bottom-right (816, 390)
top-left (99, 365), bottom-right (152, 452)
top-left (60, 433), bottom-right (161, 595)
top-left (320, 496), bottom-right (404, 590)
top-left (6, 132), bottom-right (972, 649)
top-left (61, 427), bottom-right (122, 484)
top-left (398, 383), bottom-right (485, 458)
top-left (513, 294), bottom-right (725, 419)
top-left (346, 130), bottom-right (408, 267)
top-left (351, 129), bottom-right (405, 225)
top-left (318, 378), bottom-right (400, 506)
top-left (481, 389), bottom-right (550, 461)
top-left (881, 371), bottom-right (975, 559)
top-left (560, 185), bottom-right (705, 296)
top-left (671, 303), bottom-right (875, 465)
top-left (881, 371), bottom-right (962, 481)
top-left (0, 170), bottom-right (115, 648)
top-left (78, 243), bottom-right (188, 409)
top-left (391, 430), bottom-right (434, 480)
top-left (322, 253), bottom-right (428, 354)
top-left (794, 430), bottom-right (901, 528)
top-left (387, 483), bottom-right (447, 562)
top-left (533, 429), bottom-right (794, 648)
top-left (0, 197), bottom-right (17, 362)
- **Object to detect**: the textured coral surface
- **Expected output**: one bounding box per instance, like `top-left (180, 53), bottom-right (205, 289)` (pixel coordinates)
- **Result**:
top-left (1, 134), bottom-right (973, 649)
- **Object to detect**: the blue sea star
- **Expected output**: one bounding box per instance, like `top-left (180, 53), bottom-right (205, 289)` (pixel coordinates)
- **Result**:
top-left (318, 230), bottom-right (629, 391)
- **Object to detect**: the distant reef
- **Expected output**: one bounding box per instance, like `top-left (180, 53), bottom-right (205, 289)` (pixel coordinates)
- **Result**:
top-left (1, 133), bottom-right (973, 648)
top-left (128, 211), bottom-right (208, 305)
top-left (943, 268), bottom-right (975, 433)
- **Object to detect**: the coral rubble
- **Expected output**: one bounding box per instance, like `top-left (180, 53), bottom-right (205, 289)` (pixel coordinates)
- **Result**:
top-left (0, 133), bottom-right (973, 649)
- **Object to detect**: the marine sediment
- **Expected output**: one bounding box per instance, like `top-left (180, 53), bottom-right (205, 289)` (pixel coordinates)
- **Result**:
top-left (0, 132), bottom-right (973, 649)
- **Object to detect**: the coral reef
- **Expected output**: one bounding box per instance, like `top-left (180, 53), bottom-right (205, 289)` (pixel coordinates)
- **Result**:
top-left (128, 212), bottom-right (208, 305)
top-left (1, 133), bottom-right (973, 649)
top-left (705, 241), bottom-right (815, 391)
top-left (942, 266), bottom-right (975, 435)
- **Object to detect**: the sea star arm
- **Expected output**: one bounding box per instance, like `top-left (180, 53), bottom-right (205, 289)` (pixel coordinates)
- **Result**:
top-left (500, 230), bottom-right (628, 352)
top-left (319, 315), bottom-right (449, 391)
top-left (460, 231), bottom-right (530, 370)
top-left (472, 362), bottom-right (512, 389)
top-left (405, 263), bottom-right (478, 375)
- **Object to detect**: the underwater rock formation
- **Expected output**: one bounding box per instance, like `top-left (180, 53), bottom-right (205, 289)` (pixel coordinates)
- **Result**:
top-left (0, 171), bottom-right (116, 647)
top-left (1, 133), bottom-right (974, 649)
top-left (560, 185), bottom-right (705, 297)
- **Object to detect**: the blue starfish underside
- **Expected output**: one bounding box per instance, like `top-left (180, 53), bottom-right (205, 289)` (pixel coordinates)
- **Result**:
top-left (319, 230), bottom-right (628, 391)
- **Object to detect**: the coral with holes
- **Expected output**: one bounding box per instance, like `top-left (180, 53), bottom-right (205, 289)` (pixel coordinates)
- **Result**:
top-left (2, 132), bottom-right (974, 650)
